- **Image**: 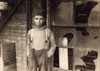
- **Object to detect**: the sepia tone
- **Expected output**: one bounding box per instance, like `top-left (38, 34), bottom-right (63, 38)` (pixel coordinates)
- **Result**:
top-left (0, 0), bottom-right (100, 71)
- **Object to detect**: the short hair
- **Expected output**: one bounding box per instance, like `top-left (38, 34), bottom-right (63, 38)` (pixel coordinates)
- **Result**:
top-left (32, 14), bottom-right (45, 19)
top-left (32, 10), bottom-right (46, 18)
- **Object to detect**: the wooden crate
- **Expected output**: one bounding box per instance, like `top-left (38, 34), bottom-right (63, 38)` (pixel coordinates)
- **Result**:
top-left (0, 42), bottom-right (16, 71)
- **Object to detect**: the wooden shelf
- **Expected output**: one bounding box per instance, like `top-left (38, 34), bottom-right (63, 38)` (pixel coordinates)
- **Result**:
top-left (50, 24), bottom-right (100, 28)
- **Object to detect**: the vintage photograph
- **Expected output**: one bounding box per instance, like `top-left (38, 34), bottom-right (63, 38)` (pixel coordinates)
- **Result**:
top-left (0, 0), bottom-right (100, 71)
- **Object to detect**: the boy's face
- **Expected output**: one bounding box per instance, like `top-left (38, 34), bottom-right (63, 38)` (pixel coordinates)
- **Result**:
top-left (32, 15), bottom-right (45, 27)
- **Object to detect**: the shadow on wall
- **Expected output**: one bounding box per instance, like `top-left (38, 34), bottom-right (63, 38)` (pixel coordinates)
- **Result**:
top-left (75, 50), bottom-right (98, 71)
top-left (76, 27), bottom-right (89, 36)
top-left (63, 33), bottom-right (74, 44)
top-left (75, 1), bottom-right (98, 23)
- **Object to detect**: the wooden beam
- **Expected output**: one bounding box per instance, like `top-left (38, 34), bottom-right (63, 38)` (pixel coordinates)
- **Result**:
top-left (27, 0), bottom-right (32, 32)
top-left (54, 0), bottom-right (94, 2)
top-left (0, 0), bottom-right (23, 31)
top-left (46, 0), bottom-right (50, 28)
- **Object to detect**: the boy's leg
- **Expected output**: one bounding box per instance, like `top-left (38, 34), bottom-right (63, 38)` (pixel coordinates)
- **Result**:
top-left (38, 50), bottom-right (47, 71)
top-left (28, 48), bottom-right (37, 71)
top-left (46, 57), bottom-right (52, 71)
top-left (38, 50), bottom-right (53, 71)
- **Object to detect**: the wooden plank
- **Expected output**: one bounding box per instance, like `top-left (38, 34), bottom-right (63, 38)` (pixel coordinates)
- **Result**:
top-left (59, 48), bottom-right (69, 70)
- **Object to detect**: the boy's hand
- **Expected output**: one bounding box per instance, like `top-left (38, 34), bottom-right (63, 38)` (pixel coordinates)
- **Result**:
top-left (47, 50), bottom-right (53, 58)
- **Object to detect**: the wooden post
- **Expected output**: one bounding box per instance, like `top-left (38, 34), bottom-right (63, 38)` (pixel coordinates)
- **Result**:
top-left (46, 0), bottom-right (50, 28)
top-left (59, 47), bottom-right (69, 70)
top-left (27, 0), bottom-right (32, 32)
top-left (46, 0), bottom-right (55, 69)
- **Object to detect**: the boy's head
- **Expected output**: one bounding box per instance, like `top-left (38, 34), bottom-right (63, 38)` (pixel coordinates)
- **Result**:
top-left (32, 14), bottom-right (45, 27)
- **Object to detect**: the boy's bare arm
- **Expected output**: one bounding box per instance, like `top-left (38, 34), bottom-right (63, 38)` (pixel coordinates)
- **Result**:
top-left (47, 30), bottom-right (56, 58)
top-left (26, 30), bottom-right (31, 57)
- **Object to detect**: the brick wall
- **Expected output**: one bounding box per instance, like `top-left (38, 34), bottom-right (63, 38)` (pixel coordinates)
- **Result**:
top-left (0, 1), bottom-right (27, 71)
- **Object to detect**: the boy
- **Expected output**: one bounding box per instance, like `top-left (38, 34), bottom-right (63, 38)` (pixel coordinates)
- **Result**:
top-left (27, 13), bottom-right (56, 71)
